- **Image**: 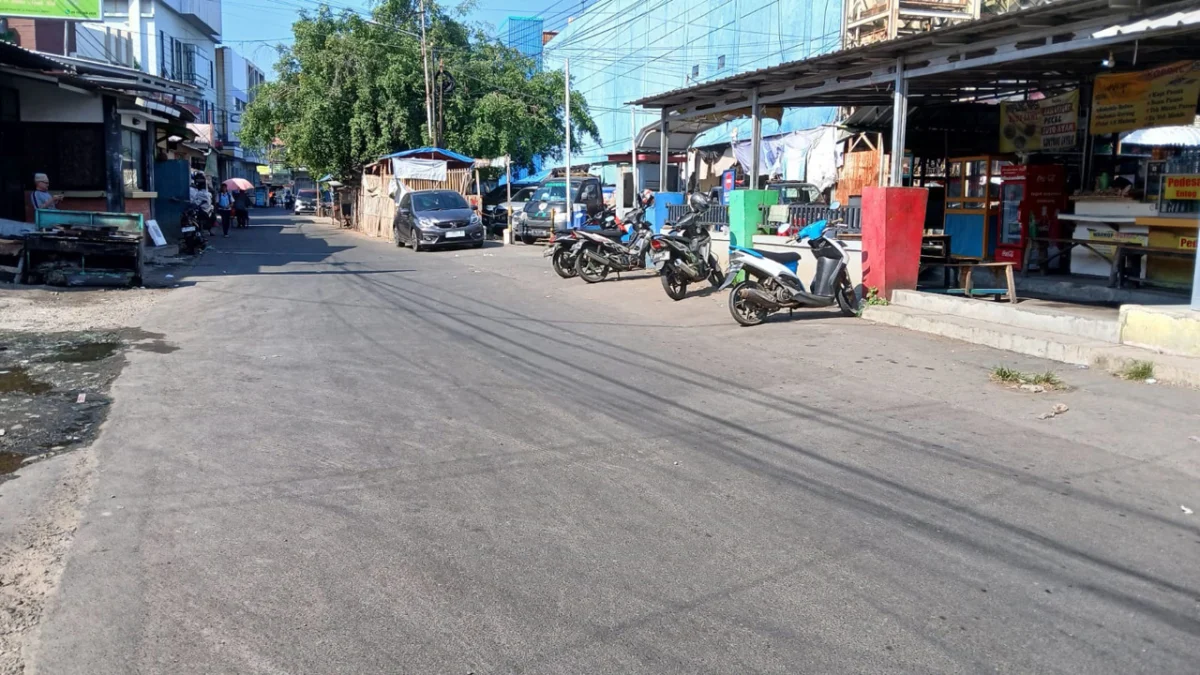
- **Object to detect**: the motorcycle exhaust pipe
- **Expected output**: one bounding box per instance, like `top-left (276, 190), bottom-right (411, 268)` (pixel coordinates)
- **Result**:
top-left (674, 260), bottom-right (704, 281)
top-left (738, 286), bottom-right (782, 309)
top-left (583, 249), bottom-right (611, 266)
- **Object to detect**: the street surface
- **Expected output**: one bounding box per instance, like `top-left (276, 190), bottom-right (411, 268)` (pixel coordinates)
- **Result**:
top-left (31, 213), bottom-right (1200, 673)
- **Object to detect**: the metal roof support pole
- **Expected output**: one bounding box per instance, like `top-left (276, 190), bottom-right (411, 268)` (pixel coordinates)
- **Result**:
top-left (631, 107), bottom-right (638, 195)
top-left (889, 58), bottom-right (908, 186)
top-left (1192, 246), bottom-right (1200, 310)
top-left (751, 87), bottom-right (762, 189)
top-left (659, 110), bottom-right (669, 192)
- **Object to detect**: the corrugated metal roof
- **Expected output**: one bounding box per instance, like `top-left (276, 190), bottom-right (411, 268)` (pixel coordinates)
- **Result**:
top-left (1122, 125), bottom-right (1200, 147)
top-left (0, 40), bottom-right (75, 73)
top-left (1093, 7), bottom-right (1200, 37)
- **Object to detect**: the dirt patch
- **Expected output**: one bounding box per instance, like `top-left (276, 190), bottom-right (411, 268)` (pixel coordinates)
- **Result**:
top-left (0, 449), bottom-right (96, 675)
top-left (0, 287), bottom-right (167, 333)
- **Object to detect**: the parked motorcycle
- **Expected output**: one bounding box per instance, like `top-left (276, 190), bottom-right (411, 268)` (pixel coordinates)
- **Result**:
top-left (572, 192), bottom-right (656, 283)
top-left (175, 201), bottom-right (209, 255)
top-left (719, 202), bottom-right (859, 326)
top-left (651, 192), bottom-right (723, 300)
top-left (542, 207), bottom-right (622, 279)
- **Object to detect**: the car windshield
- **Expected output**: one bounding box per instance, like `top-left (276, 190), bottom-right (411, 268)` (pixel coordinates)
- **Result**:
top-left (514, 188), bottom-right (535, 201)
top-left (530, 181), bottom-right (582, 203)
top-left (413, 191), bottom-right (468, 211)
top-left (298, 190), bottom-right (316, 199)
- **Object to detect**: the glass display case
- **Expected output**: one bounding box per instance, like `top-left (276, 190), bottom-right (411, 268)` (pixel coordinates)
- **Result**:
top-left (943, 156), bottom-right (1012, 259)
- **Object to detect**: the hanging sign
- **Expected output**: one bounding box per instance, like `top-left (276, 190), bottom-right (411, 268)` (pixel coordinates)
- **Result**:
top-left (1091, 61), bottom-right (1200, 135)
top-left (0, 0), bottom-right (99, 19)
top-left (999, 90), bottom-right (1079, 152)
top-left (1163, 175), bottom-right (1200, 200)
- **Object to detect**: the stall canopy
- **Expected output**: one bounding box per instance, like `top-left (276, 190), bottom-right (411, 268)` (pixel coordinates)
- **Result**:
top-left (1122, 125), bottom-right (1200, 147)
top-left (631, 0), bottom-right (1200, 183)
top-left (379, 147), bottom-right (475, 169)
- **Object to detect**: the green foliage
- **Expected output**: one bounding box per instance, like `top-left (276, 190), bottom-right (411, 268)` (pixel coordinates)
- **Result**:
top-left (1119, 360), bottom-right (1155, 381)
top-left (241, 0), bottom-right (599, 181)
top-left (990, 366), bottom-right (1065, 390)
top-left (863, 287), bottom-right (889, 306)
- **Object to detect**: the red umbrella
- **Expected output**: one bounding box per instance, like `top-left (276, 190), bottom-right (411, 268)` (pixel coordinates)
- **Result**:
top-left (223, 177), bottom-right (254, 191)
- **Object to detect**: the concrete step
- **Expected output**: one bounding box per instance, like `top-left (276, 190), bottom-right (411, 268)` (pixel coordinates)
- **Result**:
top-left (863, 303), bottom-right (1200, 388)
top-left (892, 290), bottom-right (1121, 343)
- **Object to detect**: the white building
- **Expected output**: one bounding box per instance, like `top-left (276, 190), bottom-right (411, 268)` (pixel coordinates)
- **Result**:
top-left (215, 46), bottom-right (266, 179)
top-left (95, 0), bottom-right (222, 121)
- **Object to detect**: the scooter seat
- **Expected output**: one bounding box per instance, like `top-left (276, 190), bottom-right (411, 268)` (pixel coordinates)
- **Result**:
top-left (755, 249), bottom-right (802, 265)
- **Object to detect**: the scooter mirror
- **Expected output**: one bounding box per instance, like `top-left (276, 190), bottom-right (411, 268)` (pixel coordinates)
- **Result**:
top-left (829, 200), bottom-right (842, 211)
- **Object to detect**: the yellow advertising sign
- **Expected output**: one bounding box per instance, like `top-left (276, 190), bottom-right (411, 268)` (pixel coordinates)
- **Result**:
top-left (999, 90), bottom-right (1079, 152)
top-left (1091, 61), bottom-right (1200, 135)
top-left (1163, 175), bottom-right (1200, 200)
top-left (1181, 235), bottom-right (1198, 250)
top-left (256, 165), bottom-right (271, 175)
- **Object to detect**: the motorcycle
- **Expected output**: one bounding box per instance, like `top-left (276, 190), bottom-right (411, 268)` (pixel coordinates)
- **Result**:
top-left (176, 201), bottom-right (209, 255)
top-left (719, 201), bottom-right (859, 326)
top-left (651, 192), bottom-right (723, 300)
top-left (572, 192), bottom-right (655, 283)
top-left (542, 207), bottom-right (622, 279)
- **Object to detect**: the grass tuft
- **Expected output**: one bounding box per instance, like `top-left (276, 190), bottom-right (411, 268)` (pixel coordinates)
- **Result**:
top-left (1119, 360), bottom-right (1155, 381)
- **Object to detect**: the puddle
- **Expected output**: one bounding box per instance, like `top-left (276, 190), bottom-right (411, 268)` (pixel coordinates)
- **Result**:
top-left (0, 368), bottom-right (53, 394)
top-left (133, 340), bottom-right (179, 354)
top-left (43, 341), bottom-right (121, 363)
top-left (0, 452), bottom-right (23, 475)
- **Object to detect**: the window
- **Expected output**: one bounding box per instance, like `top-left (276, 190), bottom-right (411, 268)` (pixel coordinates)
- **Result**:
top-left (398, 193), bottom-right (411, 211)
top-left (691, 64), bottom-right (699, 78)
top-left (103, 0), bottom-right (128, 14)
top-left (121, 129), bottom-right (144, 191)
top-left (158, 31), bottom-right (165, 77)
top-left (412, 191), bottom-right (468, 211)
top-left (717, 54), bottom-right (726, 69)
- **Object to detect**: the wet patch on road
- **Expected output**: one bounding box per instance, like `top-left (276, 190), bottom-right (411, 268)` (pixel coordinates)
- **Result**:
top-left (0, 331), bottom-right (142, 484)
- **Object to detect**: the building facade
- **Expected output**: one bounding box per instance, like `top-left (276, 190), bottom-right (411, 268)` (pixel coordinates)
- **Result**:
top-left (542, 0), bottom-right (845, 170)
top-left (96, 0), bottom-right (222, 121)
top-left (215, 46), bottom-right (266, 180)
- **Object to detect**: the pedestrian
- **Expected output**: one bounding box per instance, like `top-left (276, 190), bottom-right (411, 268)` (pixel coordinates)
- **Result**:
top-left (216, 184), bottom-right (233, 237)
top-left (190, 173), bottom-right (215, 234)
top-left (234, 189), bottom-right (251, 229)
top-left (31, 172), bottom-right (63, 212)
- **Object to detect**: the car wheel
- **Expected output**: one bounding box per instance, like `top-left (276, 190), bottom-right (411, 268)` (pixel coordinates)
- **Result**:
top-left (411, 229), bottom-right (422, 252)
top-left (472, 241), bottom-right (484, 249)
top-left (393, 226), bottom-right (404, 247)
top-left (521, 235), bottom-right (537, 245)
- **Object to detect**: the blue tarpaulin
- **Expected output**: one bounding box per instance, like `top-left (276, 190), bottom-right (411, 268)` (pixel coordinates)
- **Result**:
top-left (378, 147), bottom-right (475, 166)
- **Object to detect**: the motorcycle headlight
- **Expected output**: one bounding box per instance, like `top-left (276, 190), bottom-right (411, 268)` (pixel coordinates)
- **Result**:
top-left (417, 217), bottom-right (437, 229)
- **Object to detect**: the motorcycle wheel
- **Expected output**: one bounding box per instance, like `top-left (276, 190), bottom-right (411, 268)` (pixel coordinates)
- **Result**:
top-left (575, 247), bottom-right (609, 283)
top-left (728, 280), bottom-right (768, 327)
top-left (552, 249), bottom-right (578, 279)
top-left (706, 254), bottom-right (723, 288)
top-left (835, 274), bottom-right (860, 317)
top-left (660, 269), bottom-right (688, 301)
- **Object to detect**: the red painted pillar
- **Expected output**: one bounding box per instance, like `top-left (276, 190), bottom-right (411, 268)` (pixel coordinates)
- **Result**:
top-left (861, 186), bottom-right (928, 301)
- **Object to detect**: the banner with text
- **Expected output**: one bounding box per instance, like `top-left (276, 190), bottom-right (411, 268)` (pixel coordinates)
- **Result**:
top-left (0, 0), bottom-right (99, 19)
top-left (1000, 90), bottom-right (1079, 152)
top-left (1091, 61), bottom-right (1200, 135)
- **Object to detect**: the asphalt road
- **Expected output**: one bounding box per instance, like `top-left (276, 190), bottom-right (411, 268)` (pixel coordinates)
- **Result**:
top-left (34, 213), bottom-right (1200, 674)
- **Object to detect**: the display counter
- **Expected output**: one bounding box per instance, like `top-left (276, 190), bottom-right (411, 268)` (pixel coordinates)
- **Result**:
top-left (1065, 197), bottom-right (1155, 278)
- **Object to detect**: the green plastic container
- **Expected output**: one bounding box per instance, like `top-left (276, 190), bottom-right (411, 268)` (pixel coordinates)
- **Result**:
top-left (727, 190), bottom-right (777, 250)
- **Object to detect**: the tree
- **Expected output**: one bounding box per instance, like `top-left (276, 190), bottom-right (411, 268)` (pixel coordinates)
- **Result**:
top-left (240, 0), bottom-right (599, 181)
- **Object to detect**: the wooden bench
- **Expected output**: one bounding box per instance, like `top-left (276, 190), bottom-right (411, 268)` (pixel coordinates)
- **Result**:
top-left (1025, 237), bottom-right (1197, 288)
top-left (919, 260), bottom-right (1017, 303)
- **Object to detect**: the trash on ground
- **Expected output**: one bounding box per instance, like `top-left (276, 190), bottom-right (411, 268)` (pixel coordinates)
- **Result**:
top-left (76, 393), bottom-right (86, 403)
top-left (1182, 505), bottom-right (1193, 515)
top-left (1038, 403), bottom-right (1070, 420)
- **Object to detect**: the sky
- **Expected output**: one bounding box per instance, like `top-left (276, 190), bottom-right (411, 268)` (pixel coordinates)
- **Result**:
top-left (220, 0), bottom-right (577, 79)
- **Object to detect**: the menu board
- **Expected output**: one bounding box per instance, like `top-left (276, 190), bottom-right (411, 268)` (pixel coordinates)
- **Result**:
top-left (1091, 61), bottom-right (1200, 135)
top-left (999, 90), bottom-right (1079, 152)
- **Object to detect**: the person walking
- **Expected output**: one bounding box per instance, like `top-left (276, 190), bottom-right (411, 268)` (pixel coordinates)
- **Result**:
top-left (234, 189), bottom-right (251, 229)
top-left (216, 184), bottom-right (233, 237)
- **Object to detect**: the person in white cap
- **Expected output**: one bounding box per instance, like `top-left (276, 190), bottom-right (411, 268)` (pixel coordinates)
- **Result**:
top-left (31, 173), bottom-right (63, 211)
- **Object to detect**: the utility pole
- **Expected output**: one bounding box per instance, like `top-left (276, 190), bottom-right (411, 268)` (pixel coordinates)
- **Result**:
top-left (419, 0), bottom-right (434, 147)
top-left (564, 57), bottom-right (572, 229)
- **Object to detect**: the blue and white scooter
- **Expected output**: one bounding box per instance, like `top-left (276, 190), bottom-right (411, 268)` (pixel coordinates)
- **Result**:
top-left (718, 202), bottom-right (859, 326)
